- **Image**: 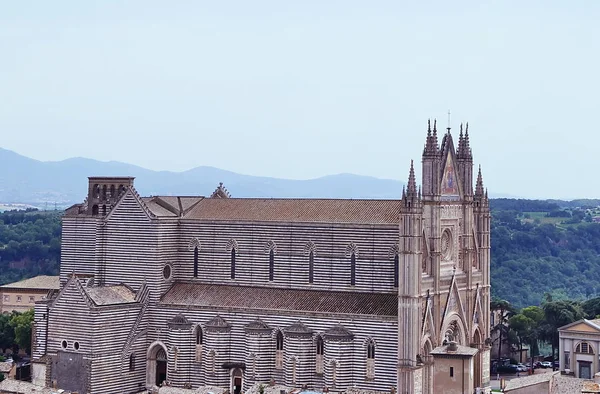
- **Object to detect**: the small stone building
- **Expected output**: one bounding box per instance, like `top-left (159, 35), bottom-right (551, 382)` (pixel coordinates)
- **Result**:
top-left (559, 319), bottom-right (600, 379)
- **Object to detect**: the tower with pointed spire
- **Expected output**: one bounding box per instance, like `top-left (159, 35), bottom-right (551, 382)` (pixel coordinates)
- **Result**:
top-left (398, 117), bottom-right (491, 394)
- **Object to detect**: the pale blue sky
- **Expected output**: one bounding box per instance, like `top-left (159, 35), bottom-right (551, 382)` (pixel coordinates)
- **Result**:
top-left (1, 1), bottom-right (598, 199)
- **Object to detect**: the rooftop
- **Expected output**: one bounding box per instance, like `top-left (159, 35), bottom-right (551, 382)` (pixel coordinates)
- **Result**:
top-left (160, 283), bottom-right (397, 316)
top-left (182, 198), bottom-right (401, 224)
top-left (430, 342), bottom-right (478, 357)
top-left (85, 284), bottom-right (137, 306)
top-left (1, 275), bottom-right (60, 290)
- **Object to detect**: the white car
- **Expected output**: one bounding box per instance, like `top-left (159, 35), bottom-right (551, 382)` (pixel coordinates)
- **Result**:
top-left (541, 361), bottom-right (552, 368)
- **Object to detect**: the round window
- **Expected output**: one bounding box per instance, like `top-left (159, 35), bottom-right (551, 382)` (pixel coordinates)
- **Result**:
top-left (74, 341), bottom-right (80, 350)
top-left (163, 264), bottom-right (172, 280)
top-left (441, 229), bottom-right (453, 261)
top-left (61, 340), bottom-right (68, 349)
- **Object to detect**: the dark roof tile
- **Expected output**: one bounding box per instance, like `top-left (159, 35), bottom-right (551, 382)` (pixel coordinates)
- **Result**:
top-left (160, 283), bottom-right (397, 316)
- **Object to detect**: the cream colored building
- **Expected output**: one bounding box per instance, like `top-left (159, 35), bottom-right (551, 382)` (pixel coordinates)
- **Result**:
top-left (558, 319), bottom-right (600, 379)
top-left (0, 276), bottom-right (59, 314)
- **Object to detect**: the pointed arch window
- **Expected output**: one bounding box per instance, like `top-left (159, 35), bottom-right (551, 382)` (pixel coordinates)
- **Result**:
top-left (309, 251), bottom-right (314, 284)
top-left (110, 184), bottom-right (115, 198)
top-left (275, 331), bottom-right (284, 369)
top-left (195, 326), bottom-right (203, 362)
top-left (394, 253), bottom-right (399, 288)
top-left (350, 252), bottom-right (356, 286)
top-left (230, 248), bottom-right (236, 280)
top-left (129, 353), bottom-right (136, 371)
top-left (366, 339), bottom-right (375, 380)
top-left (316, 335), bottom-right (324, 374)
top-left (269, 249), bottom-right (275, 281)
top-left (193, 246), bottom-right (199, 278)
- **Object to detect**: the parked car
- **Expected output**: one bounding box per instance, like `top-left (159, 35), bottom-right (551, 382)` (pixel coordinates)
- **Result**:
top-left (497, 364), bottom-right (519, 373)
top-left (541, 361), bottom-right (552, 368)
top-left (517, 363), bottom-right (529, 372)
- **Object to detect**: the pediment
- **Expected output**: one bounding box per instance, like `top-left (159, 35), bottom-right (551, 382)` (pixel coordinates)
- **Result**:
top-left (560, 320), bottom-right (600, 334)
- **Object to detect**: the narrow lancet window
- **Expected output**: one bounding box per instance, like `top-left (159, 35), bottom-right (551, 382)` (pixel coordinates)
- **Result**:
top-left (193, 246), bottom-right (199, 278)
top-left (275, 330), bottom-right (284, 369)
top-left (308, 251), bottom-right (314, 284)
top-left (394, 254), bottom-right (399, 288)
top-left (350, 252), bottom-right (356, 286)
top-left (366, 339), bottom-right (375, 379)
top-left (230, 248), bottom-right (236, 279)
top-left (269, 249), bottom-right (275, 281)
top-left (316, 335), bottom-right (324, 374)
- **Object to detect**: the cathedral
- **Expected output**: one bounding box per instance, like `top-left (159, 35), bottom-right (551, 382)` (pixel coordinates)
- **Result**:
top-left (31, 120), bottom-right (491, 394)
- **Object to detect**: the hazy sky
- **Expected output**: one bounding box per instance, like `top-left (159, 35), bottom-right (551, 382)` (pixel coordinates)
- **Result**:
top-left (1, 1), bottom-right (599, 199)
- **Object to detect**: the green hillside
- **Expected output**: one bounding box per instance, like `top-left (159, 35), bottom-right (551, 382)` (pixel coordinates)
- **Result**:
top-left (491, 199), bottom-right (600, 308)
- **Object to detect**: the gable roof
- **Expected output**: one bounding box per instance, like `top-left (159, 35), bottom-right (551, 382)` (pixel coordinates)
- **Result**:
top-left (559, 318), bottom-right (600, 333)
top-left (160, 283), bottom-right (398, 316)
top-left (182, 198), bottom-right (401, 224)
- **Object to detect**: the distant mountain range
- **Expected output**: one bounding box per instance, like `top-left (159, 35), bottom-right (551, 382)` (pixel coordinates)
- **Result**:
top-left (0, 148), bottom-right (407, 206)
top-left (0, 147), bottom-right (514, 206)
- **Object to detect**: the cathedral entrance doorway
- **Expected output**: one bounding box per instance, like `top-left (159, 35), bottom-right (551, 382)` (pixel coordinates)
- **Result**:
top-left (146, 342), bottom-right (168, 388)
top-left (231, 368), bottom-right (243, 394)
top-left (155, 348), bottom-right (167, 386)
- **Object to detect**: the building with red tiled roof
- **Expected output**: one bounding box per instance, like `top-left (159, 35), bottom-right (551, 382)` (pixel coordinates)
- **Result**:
top-left (32, 119), bottom-right (491, 394)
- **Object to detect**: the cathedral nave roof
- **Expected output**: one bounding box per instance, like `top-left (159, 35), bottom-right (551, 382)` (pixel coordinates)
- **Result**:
top-left (160, 283), bottom-right (398, 316)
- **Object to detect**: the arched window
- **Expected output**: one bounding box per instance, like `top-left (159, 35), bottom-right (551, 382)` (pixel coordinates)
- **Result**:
top-left (94, 184), bottom-right (100, 198)
top-left (92, 205), bottom-right (99, 216)
top-left (196, 326), bottom-right (203, 345)
top-left (102, 185), bottom-right (107, 200)
top-left (109, 184), bottom-right (115, 198)
top-left (193, 246), bottom-right (198, 278)
top-left (276, 331), bottom-right (284, 351)
top-left (367, 340), bottom-right (375, 359)
top-left (269, 249), bottom-right (275, 281)
top-left (102, 205), bottom-right (107, 216)
top-left (275, 330), bottom-right (284, 369)
top-left (308, 250), bottom-right (314, 284)
top-left (366, 339), bottom-right (375, 380)
top-left (316, 335), bottom-right (324, 355)
top-left (576, 342), bottom-right (594, 354)
top-left (129, 353), bottom-right (136, 371)
top-left (394, 253), bottom-right (399, 288)
top-left (316, 335), bottom-right (324, 374)
top-left (195, 326), bottom-right (203, 362)
top-left (350, 252), bottom-right (356, 286)
top-left (230, 248), bottom-right (236, 280)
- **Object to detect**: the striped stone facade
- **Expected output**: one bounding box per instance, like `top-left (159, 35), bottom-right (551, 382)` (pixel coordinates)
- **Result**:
top-left (32, 122), bottom-right (491, 394)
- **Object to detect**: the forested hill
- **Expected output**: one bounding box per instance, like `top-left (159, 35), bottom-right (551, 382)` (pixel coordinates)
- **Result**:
top-left (2, 199), bottom-right (600, 309)
top-left (491, 199), bottom-right (600, 308)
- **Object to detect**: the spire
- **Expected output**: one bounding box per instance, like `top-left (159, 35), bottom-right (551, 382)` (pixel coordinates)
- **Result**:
top-left (423, 119), bottom-right (439, 156)
top-left (457, 123), bottom-right (464, 157)
top-left (464, 122), bottom-right (471, 158)
top-left (407, 160), bottom-right (417, 196)
top-left (475, 165), bottom-right (484, 196)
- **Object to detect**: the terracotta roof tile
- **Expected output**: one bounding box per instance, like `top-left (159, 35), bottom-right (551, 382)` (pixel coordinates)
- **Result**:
top-left (160, 283), bottom-right (397, 316)
top-left (1, 275), bottom-right (59, 290)
top-left (183, 198), bottom-right (401, 224)
top-left (85, 285), bottom-right (137, 306)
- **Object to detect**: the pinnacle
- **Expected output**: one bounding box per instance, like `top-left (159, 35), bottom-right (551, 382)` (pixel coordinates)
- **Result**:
top-left (424, 118), bottom-right (439, 156)
top-left (407, 160), bottom-right (418, 196)
top-left (475, 166), bottom-right (484, 197)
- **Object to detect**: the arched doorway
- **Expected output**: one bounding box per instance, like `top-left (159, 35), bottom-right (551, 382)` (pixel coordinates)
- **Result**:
top-left (422, 339), bottom-right (433, 394)
top-left (147, 342), bottom-right (168, 387)
top-left (231, 368), bottom-right (243, 394)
